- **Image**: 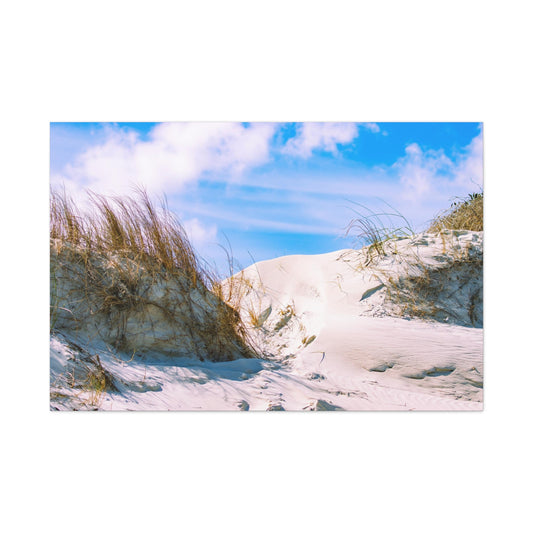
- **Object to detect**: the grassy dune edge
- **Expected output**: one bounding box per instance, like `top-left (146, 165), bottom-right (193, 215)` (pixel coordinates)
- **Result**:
top-left (50, 190), bottom-right (483, 410)
top-left (50, 188), bottom-right (254, 362)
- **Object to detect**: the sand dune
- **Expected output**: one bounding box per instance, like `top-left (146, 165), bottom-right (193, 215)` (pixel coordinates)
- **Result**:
top-left (50, 230), bottom-right (483, 410)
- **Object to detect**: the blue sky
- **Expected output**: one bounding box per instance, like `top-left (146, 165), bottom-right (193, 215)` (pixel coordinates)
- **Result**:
top-left (50, 122), bottom-right (483, 273)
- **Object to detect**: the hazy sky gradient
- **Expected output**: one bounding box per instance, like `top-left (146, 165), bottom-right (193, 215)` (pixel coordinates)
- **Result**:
top-left (50, 122), bottom-right (483, 274)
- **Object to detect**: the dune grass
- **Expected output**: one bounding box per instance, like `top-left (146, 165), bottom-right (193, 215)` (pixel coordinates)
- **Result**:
top-left (345, 201), bottom-right (415, 266)
top-left (382, 247), bottom-right (483, 327)
top-left (428, 192), bottom-right (483, 232)
top-left (65, 353), bottom-right (117, 408)
top-left (346, 193), bottom-right (483, 261)
top-left (345, 194), bottom-right (483, 326)
top-left (51, 187), bottom-right (202, 281)
top-left (50, 187), bottom-right (254, 360)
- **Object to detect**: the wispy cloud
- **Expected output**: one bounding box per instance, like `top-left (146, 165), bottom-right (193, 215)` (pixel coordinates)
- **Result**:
top-left (182, 201), bottom-right (340, 236)
top-left (281, 122), bottom-right (380, 158)
top-left (182, 217), bottom-right (218, 252)
top-left (393, 129), bottom-right (483, 202)
top-left (52, 122), bottom-right (278, 196)
top-left (363, 122), bottom-right (380, 133)
top-left (394, 143), bottom-right (454, 198)
top-left (454, 130), bottom-right (484, 189)
top-left (282, 122), bottom-right (359, 158)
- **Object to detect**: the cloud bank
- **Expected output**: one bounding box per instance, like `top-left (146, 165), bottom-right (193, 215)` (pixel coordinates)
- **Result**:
top-left (52, 122), bottom-right (278, 197)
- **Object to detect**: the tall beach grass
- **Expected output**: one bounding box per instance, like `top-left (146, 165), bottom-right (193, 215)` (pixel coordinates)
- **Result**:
top-left (50, 187), bottom-right (254, 360)
top-left (428, 192), bottom-right (483, 233)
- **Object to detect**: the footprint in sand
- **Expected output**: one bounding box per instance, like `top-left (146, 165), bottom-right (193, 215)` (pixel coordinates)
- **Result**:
top-left (403, 366), bottom-right (456, 379)
top-left (266, 402), bottom-right (285, 411)
top-left (367, 362), bottom-right (395, 372)
top-left (237, 400), bottom-right (250, 411)
top-left (304, 399), bottom-right (344, 411)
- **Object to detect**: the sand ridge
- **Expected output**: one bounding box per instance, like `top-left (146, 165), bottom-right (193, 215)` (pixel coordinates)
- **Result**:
top-left (51, 231), bottom-right (483, 410)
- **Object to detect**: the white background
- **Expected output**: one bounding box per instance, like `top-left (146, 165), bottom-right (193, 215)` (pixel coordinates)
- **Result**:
top-left (2, 1), bottom-right (531, 532)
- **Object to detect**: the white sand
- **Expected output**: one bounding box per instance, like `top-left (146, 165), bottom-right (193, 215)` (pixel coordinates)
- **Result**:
top-left (50, 231), bottom-right (483, 410)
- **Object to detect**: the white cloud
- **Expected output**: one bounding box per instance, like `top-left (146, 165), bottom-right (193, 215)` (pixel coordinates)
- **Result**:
top-left (393, 130), bottom-right (483, 202)
top-left (394, 143), bottom-right (453, 198)
top-left (182, 217), bottom-right (218, 248)
top-left (454, 130), bottom-right (484, 189)
top-left (52, 122), bottom-right (278, 197)
top-left (282, 122), bottom-right (359, 158)
top-left (282, 122), bottom-right (381, 158)
top-left (363, 122), bottom-right (381, 133)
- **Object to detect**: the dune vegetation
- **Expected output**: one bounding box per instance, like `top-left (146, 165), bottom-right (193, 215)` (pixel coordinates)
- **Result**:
top-left (50, 188), bottom-right (254, 362)
top-left (50, 189), bottom-right (483, 410)
top-left (344, 192), bottom-right (484, 327)
top-left (427, 192), bottom-right (483, 233)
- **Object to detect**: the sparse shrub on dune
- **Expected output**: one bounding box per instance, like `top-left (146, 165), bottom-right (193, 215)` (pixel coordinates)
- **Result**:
top-left (345, 201), bottom-right (415, 266)
top-left (381, 238), bottom-right (483, 327)
top-left (50, 187), bottom-right (255, 362)
top-left (428, 192), bottom-right (483, 233)
top-left (345, 195), bottom-right (483, 327)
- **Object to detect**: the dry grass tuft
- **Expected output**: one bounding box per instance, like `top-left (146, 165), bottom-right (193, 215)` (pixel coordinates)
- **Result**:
top-left (50, 341), bottom-right (118, 410)
top-left (345, 201), bottom-right (415, 266)
top-left (71, 354), bottom-right (117, 407)
top-left (382, 248), bottom-right (483, 327)
top-left (51, 187), bottom-right (202, 281)
top-left (428, 192), bottom-right (483, 233)
top-left (50, 187), bottom-right (255, 361)
top-left (344, 196), bottom-right (483, 327)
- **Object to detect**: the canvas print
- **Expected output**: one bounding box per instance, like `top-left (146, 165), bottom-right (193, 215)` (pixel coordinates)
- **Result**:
top-left (50, 122), bottom-right (483, 411)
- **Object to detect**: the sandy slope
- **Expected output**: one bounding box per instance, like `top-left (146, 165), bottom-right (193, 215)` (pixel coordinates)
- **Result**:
top-left (50, 231), bottom-right (483, 410)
